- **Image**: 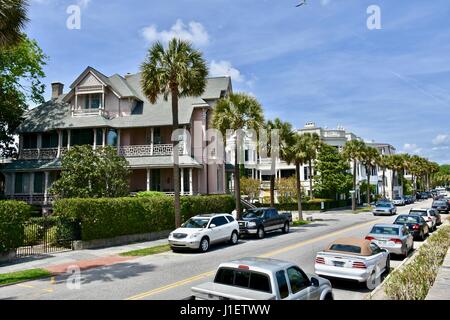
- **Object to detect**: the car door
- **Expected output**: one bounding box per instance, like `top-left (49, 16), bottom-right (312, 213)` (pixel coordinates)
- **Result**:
top-left (209, 217), bottom-right (227, 243)
top-left (369, 243), bottom-right (387, 276)
top-left (263, 210), bottom-right (275, 231)
top-left (286, 266), bottom-right (314, 300)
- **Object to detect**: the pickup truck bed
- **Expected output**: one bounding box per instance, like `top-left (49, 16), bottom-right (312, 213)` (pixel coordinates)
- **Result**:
top-left (191, 282), bottom-right (276, 300)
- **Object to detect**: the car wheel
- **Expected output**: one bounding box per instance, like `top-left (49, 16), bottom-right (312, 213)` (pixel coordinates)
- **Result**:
top-left (282, 222), bottom-right (290, 234)
top-left (199, 237), bottom-right (210, 253)
top-left (257, 227), bottom-right (265, 239)
top-left (229, 231), bottom-right (239, 245)
top-left (366, 271), bottom-right (378, 290)
top-left (385, 256), bottom-right (391, 274)
top-left (420, 231), bottom-right (425, 241)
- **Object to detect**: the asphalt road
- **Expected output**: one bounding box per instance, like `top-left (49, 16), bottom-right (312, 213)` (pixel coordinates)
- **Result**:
top-left (0, 198), bottom-right (442, 300)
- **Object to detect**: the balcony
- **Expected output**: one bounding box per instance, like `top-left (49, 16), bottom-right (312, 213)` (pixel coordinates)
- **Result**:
top-left (20, 148), bottom-right (59, 160)
top-left (118, 144), bottom-right (186, 157)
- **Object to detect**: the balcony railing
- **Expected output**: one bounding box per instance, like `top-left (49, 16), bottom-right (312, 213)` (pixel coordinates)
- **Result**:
top-left (119, 144), bottom-right (186, 157)
top-left (20, 148), bottom-right (58, 160)
top-left (6, 194), bottom-right (53, 205)
top-left (72, 108), bottom-right (105, 117)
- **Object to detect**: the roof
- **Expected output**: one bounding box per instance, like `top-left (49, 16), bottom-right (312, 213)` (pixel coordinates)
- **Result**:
top-left (325, 238), bottom-right (373, 256)
top-left (17, 68), bottom-right (232, 133)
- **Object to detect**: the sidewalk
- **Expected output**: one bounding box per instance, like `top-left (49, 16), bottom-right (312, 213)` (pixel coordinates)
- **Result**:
top-left (0, 238), bottom-right (169, 275)
top-left (426, 247), bottom-right (450, 300)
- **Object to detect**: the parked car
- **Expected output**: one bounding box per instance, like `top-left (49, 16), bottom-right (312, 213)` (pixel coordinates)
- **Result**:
top-left (432, 200), bottom-right (450, 214)
top-left (238, 208), bottom-right (292, 239)
top-left (420, 192), bottom-right (430, 199)
top-left (168, 213), bottom-right (239, 252)
top-left (373, 202), bottom-right (397, 216)
top-left (365, 224), bottom-right (413, 258)
top-left (191, 257), bottom-right (334, 300)
top-left (409, 209), bottom-right (437, 232)
top-left (392, 197), bottom-right (405, 206)
top-left (404, 195), bottom-right (415, 205)
top-left (314, 238), bottom-right (390, 289)
top-left (393, 214), bottom-right (429, 241)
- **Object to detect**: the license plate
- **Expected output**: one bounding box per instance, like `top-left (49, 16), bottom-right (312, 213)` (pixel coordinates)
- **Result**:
top-left (333, 261), bottom-right (344, 267)
top-left (376, 240), bottom-right (387, 244)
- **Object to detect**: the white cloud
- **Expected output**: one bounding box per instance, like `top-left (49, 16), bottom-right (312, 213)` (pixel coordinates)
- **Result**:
top-left (210, 60), bottom-right (245, 82)
top-left (402, 143), bottom-right (422, 154)
top-left (432, 134), bottom-right (450, 146)
top-left (320, 0), bottom-right (331, 6)
top-left (77, 0), bottom-right (91, 8)
top-left (142, 19), bottom-right (209, 46)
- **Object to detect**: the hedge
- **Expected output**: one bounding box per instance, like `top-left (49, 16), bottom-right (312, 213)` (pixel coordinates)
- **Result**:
top-left (0, 201), bottom-right (32, 253)
top-left (255, 199), bottom-right (351, 211)
top-left (53, 195), bottom-right (235, 241)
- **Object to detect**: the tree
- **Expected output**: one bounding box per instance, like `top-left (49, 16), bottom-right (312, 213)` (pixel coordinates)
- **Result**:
top-left (50, 145), bottom-right (130, 198)
top-left (276, 177), bottom-right (298, 204)
top-left (385, 154), bottom-right (407, 199)
top-left (360, 146), bottom-right (379, 205)
top-left (0, 0), bottom-right (28, 48)
top-left (140, 38), bottom-right (208, 228)
top-left (212, 93), bottom-right (264, 220)
top-left (240, 177), bottom-right (260, 202)
top-left (284, 134), bottom-right (309, 220)
top-left (314, 144), bottom-right (353, 200)
top-left (377, 154), bottom-right (389, 198)
top-left (264, 118), bottom-right (294, 207)
top-left (0, 36), bottom-right (47, 157)
top-left (302, 132), bottom-right (321, 199)
top-left (342, 140), bottom-right (366, 211)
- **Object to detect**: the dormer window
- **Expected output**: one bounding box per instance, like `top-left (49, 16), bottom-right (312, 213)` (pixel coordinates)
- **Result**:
top-left (84, 93), bottom-right (102, 109)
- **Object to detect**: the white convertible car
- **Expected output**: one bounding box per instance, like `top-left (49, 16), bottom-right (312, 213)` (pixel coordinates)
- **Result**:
top-left (314, 238), bottom-right (390, 289)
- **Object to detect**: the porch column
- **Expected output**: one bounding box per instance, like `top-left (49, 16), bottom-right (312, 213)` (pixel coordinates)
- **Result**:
top-left (93, 128), bottom-right (97, 150)
top-left (150, 127), bottom-right (154, 155)
top-left (29, 172), bottom-right (34, 203)
top-left (44, 171), bottom-right (49, 205)
top-left (57, 130), bottom-right (62, 158)
top-left (102, 128), bottom-right (106, 147)
top-left (183, 125), bottom-right (187, 155)
top-left (117, 129), bottom-right (121, 155)
top-left (180, 168), bottom-right (184, 195)
top-left (146, 168), bottom-right (151, 191)
top-left (67, 129), bottom-right (71, 150)
top-left (37, 133), bottom-right (42, 159)
top-left (189, 168), bottom-right (193, 195)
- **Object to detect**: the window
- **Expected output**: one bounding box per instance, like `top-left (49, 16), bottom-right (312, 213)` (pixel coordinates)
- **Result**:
top-left (276, 271), bottom-right (289, 299)
top-left (34, 172), bottom-right (44, 193)
top-left (234, 270), bottom-right (250, 288)
top-left (244, 150), bottom-right (249, 162)
top-left (225, 215), bottom-right (235, 223)
top-left (329, 244), bottom-right (362, 254)
top-left (153, 127), bottom-right (162, 144)
top-left (249, 272), bottom-right (271, 293)
top-left (107, 129), bottom-right (118, 146)
top-left (370, 243), bottom-right (382, 255)
top-left (151, 169), bottom-right (161, 191)
top-left (23, 134), bottom-right (37, 149)
top-left (41, 132), bottom-right (58, 148)
top-left (71, 129), bottom-right (94, 146)
top-left (287, 267), bottom-right (309, 294)
top-left (215, 268), bottom-right (235, 286)
top-left (214, 268), bottom-right (271, 294)
top-left (210, 216), bottom-right (228, 227)
top-left (14, 173), bottom-right (30, 194)
top-left (370, 226), bottom-right (400, 236)
top-left (84, 93), bottom-right (102, 109)
top-left (96, 129), bottom-right (103, 146)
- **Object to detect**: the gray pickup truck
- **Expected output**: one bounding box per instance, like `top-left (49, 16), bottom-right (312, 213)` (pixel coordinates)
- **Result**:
top-left (191, 257), bottom-right (333, 300)
top-left (238, 207), bottom-right (292, 239)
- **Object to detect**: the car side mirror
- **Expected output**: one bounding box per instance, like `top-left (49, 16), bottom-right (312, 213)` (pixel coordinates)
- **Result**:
top-left (311, 277), bottom-right (319, 287)
top-left (209, 224), bottom-right (216, 228)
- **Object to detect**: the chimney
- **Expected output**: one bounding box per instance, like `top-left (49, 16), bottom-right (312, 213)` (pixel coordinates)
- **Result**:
top-left (51, 82), bottom-right (64, 100)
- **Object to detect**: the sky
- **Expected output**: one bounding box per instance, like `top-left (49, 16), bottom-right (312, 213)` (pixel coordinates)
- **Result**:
top-left (26, 0), bottom-right (450, 164)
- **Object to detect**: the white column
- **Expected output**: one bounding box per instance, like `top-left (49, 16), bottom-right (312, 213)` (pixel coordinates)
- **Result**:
top-left (44, 171), bottom-right (49, 205)
top-left (117, 129), bottom-right (121, 155)
top-left (93, 128), bottom-right (97, 150)
top-left (67, 129), bottom-right (71, 150)
top-left (37, 133), bottom-right (42, 158)
top-left (29, 172), bottom-right (34, 203)
top-left (259, 170), bottom-right (262, 181)
top-left (189, 168), bottom-right (193, 195)
top-left (150, 127), bottom-right (154, 155)
top-left (102, 128), bottom-right (106, 147)
top-left (183, 125), bottom-right (187, 155)
top-left (146, 168), bottom-right (151, 191)
top-left (180, 168), bottom-right (184, 195)
top-left (57, 130), bottom-right (62, 158)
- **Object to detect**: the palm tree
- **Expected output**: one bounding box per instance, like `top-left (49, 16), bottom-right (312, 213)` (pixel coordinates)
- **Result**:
top-left (0, 0), bottom-right (28, 48)
top-left (212, 93), bottom-right (264, 220)
top-left (342, 140), bottom-right (366, 211)
top-left (285, 134), bottom-right (309, 221)
top-left (264, 118), bottom-right (294, 207)
top-left (386, 154), bottom-right (407, 199)
top-left (377, 154), bottom-right (389, 198)
top-left (140, 38), bottom-right (208, 228)
top-left (361, 146), bottom-right (379, 205)
top-left (302, 133), bottom-right (321, 200)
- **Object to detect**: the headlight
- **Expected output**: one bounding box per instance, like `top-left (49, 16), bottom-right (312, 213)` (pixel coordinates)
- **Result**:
top-left (190, 233), bottom-right (201, 238)
top-left (247, 222), bottom-right (257, 227)
top-left (169, 232), bottom-right (173, 238)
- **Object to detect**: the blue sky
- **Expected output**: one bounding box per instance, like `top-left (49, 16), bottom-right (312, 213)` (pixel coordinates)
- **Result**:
top-left (27, 0), bottom-right (450, 164)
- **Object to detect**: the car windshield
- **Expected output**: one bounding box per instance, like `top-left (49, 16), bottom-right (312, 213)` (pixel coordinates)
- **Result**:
top-left (394, 197), bottom-right (402, 200)
top-left (242, 209), bottom-right (265, 218)
top-left (329, 244), bottom-right (361, 254)
top-left (433, 201), bottom-right (445, 206)
top-left (181, 218), bottom-right (210, 228)
top-left (395, 216), bottom-right (420, 224)
top-left (370, 226), bottom-right (400, 235)
top-left (409, 210), bottom-right (427, 216)
top-left (376, 203), bottom-right (391, 208)
top-left (214, 268), bottom-right (272, 293)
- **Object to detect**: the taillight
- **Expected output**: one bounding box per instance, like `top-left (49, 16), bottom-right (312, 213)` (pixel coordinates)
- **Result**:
top-left (238, 265), bottom-right (249, 270)
top-left (352, 261), bottom-right (367, 269)
top-left (365, 236), bottom-right (374, 241)
top-left (390, 238), bottom-right (402, 244)
top-left (315, 257), bottom-right (325, 264)
top-left (412, 224), bottom-right (420, 230)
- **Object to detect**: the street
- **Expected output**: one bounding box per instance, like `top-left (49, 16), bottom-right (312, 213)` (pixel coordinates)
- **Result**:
top-left (0, 198), bottom-right (440, 300)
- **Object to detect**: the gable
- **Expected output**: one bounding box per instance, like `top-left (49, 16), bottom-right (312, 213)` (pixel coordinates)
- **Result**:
top-left (79, 72), bottom-right (104, 87)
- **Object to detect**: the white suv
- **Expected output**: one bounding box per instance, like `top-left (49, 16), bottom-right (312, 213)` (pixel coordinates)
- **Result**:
top-left (168, 213), bottom-right (239, 252)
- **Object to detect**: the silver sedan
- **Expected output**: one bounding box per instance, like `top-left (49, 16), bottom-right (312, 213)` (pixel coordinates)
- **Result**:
top-left (372, 202), bottom-right (397, 216)
top-left (365, 224), bottom-right (413, 258)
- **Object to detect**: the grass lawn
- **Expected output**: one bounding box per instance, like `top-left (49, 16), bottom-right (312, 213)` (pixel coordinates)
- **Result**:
top-left (0, 269), bottom-right (52, 286)
top-left (119, 244), bottom-right (171, 257)
top-left (292, 220), bottom-right (311, 226)
top-left (354, 206), bottom-right (373, 213)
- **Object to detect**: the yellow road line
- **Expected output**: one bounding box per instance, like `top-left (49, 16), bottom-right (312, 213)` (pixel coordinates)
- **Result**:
top-left (125, 217), bottom-right (385, 300)
top-left (17, 284), bottom-right (35, 289)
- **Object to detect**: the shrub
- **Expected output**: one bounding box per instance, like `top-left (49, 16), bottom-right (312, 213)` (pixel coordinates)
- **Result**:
top-left (384, 225), bottom-right (450, 300)
top-left (0, 201), bottom-right (32, 253)
top-left (135, 191), bottom-right (168, 198)
top-left (255, 199), bottom-right (351, 211)
top-left (53, 195), bottom-right (235, 241)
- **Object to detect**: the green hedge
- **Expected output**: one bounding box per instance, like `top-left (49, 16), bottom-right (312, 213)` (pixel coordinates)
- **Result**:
top-left (0, 201), bottom-right (32, 253)
top-left (255, 199), bottom-right (351, 211)
top-left (53, 195), bottom-right (235, 241)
